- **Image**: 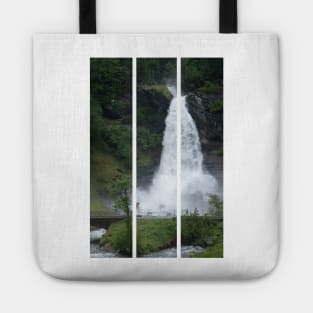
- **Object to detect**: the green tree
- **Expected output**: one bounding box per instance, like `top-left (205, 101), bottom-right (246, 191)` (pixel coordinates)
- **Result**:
top-left (105, 123), bottom-right (132, 168)
top-left (208, 195), bottom-right (223, 217)
top-left (181, 209), bottom-right (211, 247)
top-left (109, 175), bottom-right (132, 255)
top-left (137, 58), bottom-right (176, 85)
top-left (182, 58), bottom-right (223, 94)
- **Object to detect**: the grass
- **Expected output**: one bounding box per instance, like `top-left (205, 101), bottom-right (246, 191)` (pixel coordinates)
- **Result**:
top-left (141, 84), bottom-right (172, 100)
top-left (90, 146), bottom-right (128, 217)
top-left (197, 82), bottom-right (223, 95)
top-left (137, 218), bottom-right (177, 256)
top-left (99, 217), bottom-right (223, 258)
top-left (90, 197), bottom-right (117, 217)
top-left (90, 148), bottom-right (124, 193)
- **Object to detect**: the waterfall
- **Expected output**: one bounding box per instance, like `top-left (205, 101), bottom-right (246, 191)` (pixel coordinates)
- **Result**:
top-left (138, 86), bottom-right (218, 216)
top-left (138, 87), bottom-right (177, 216)
top-left (180, 94), bottom-right (218, 214)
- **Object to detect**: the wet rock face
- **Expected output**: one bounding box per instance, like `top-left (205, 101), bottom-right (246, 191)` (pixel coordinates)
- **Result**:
top-left (137, 85), bottom-right (173, 187)
top-left (102, 96), bottom-right (132, 121)
top-left (137, 85), bottom-right (173, 134)
top-left (186, 93), bottom-right (223, 190)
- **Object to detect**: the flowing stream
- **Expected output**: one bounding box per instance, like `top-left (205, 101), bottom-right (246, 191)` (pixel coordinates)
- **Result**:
top-left (143, 246), bottom-right (206, 258)
top-left (90, 228), bottom-right (120, 258)
top-left (138, 86), bottom-right (218, 216)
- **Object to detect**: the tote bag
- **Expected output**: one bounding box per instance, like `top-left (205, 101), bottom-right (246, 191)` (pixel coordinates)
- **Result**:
top-left (33, 0), bottom-right (280, 281)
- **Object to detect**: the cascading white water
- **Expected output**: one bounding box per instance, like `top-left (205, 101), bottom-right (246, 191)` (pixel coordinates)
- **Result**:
top-left (180, 93), bottom-right (218, 214)
top-left (138, 86), bottom-right (218, 216)
top-left (138, 87), bottom-right (177, 216)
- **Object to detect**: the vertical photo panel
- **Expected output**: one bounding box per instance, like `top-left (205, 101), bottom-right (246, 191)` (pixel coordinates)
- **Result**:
top-left (90, 58), bottom-right (132, 258)
top-left (181, 58), bottom-right (224, 258)
top-left (136, 58), bottom-right (177, 258)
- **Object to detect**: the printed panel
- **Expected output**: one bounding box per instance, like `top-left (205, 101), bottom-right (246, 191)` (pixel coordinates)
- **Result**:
top-left (181, 58), bottom-right (224, 258)
top-left (136, 58), bottom-right (177, 258)
top-left (90, 58), bottom-right (132, 258)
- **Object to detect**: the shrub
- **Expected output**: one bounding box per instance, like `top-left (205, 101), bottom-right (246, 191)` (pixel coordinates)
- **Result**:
top-left (192, 221), bottom-right (223, 258)
top-left (208, 195), bottom-right (223, 218)
top-left (105, 123), bottom-right (131, 168)
top-left (181, 209), bottom-right (211, 247)
top-left (209, 99), bottom-right (223, 112)
top-left (137, 127), bottom-right (162, 151)
top-left (102, 218), bottom-right (176, 257)
top-left (100, 220), bottom-right (132, 257)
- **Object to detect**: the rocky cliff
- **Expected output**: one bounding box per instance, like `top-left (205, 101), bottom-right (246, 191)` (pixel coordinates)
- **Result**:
top-left (186, 93), bottom-right (223, 188)
top-left (137, 85), bottom-right (173, 187)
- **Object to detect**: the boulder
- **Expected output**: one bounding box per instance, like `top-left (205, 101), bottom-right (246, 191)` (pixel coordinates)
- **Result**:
top-left (186, 93), bottom-right (223, 145)
top-left (137, 85), bottom-right (173, 134)
top-left (103, 243), bottom-right (113, 252)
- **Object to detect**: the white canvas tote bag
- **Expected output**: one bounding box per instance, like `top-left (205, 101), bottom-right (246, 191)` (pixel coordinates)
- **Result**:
top-left (33, 0), bottom-right (280, 280)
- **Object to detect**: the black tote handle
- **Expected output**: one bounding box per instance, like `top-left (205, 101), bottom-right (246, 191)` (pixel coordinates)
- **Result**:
top-left (79, 0), bottom-right (237, 34)
top-left (219, 0), bottom-right (237, 33)
top-left (79, 0), bottom-right (96, 34)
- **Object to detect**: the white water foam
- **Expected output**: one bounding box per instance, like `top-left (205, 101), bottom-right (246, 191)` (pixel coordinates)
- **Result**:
top-left (90, 228), bottom-right (106, 242)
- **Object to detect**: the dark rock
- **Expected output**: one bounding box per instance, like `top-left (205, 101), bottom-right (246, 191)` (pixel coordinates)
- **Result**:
top-left (137, 85), bottom-right (173, 187)
top-left (102, 96), bottom-right (132, 121)
top-left (137, 85), bottom-right (173, 134)
top-left (103, 243), bottom-right (113, 252)
top-left (186, 93), bottom-right (223, 144)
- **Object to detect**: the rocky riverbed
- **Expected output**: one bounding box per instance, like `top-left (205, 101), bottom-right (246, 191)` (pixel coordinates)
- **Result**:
top-left (143, 246), bottom-right (206, 258)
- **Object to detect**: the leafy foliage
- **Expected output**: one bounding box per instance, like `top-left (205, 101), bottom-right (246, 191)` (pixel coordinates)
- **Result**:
top-left (137, 58), bottom-right (176, 85)
top-left (91, 58), bottom-right (132, 103)
top-left (192, 220), bottom-right (223, 258)
top-left (90, 58), bottom-right (132, 146)
top-left (90, 99), bottom-right (105, 143)
top-left (136, 61), bottom-right (176, 174)
top-left (90, 59), bottom-right (132, 215)
top-left (181, 206), bottom-right (223, 257)
top-left (110, 175), bottom-right (132, 243)
top-left (137, 127), bottom-right (162, 151)
top-left (100, 220), bottom-right (132, 257)
top-left (105, 123), bottom-right (132, 168)
top-left (209, 99), bottom-right (223, 112)
top-left (208, 195), bottom-right (223, 218)
top-left (182, 58), bottom-right (223, 95)
top-left (181, 209), bottom-right (212, 247)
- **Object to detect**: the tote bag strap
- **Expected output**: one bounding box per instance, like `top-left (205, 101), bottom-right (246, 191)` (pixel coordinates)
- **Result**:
top-left (220, 0), bottom-right (237, 33)
top-left (79, 0), bottom-right (96, 34)
top-left (79, 0), bottom-right (237, 34)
